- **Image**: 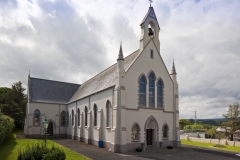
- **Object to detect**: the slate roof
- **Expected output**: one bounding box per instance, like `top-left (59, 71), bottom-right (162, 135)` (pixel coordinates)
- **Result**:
top-left (29, 77), bottom-right (80, 104)
top-left (69, 49), bottom-right (140, 103)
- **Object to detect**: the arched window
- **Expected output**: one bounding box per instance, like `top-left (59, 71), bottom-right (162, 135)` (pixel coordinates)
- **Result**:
top-left (33, 109), bottom-right (40, 126)
top-left (66, 111), bottom-right (69, 126)
top-left (61, 111), bottom-right (66, 126)
top-left (85, 107), bottom-right (88, 126)
top-left (157, 80), bottom-right (163, 107)
top-left (149, 72), bottom-right (155, 107)
top-left (132, 122), bottom-right (140, 141)
top-left (133, 124), bottom-right (139, 140)
top-left (163, 124), bottom-right (169, 139)
top-left (139, 75), bottom-right (146, 106)
top-left (94, 104), bottom-right (98, 126)
top-left (106, 101), bottom-right (111, 127)
top-left (72, 110), bottom-right (74, 126)
top-left (77, 108), bottom-right (80, 126)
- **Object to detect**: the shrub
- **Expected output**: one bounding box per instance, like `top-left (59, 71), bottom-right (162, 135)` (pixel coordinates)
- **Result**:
top-left (17, 142), bottom-right (66, 160)
top-left (0, 112), bottom-right (15, 144)
top-left (184, 123), bottom-right (206, 133)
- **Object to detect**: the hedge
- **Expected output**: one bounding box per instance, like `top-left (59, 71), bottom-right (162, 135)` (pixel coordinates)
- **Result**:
top-left (0, 112), bottom-right (15, 144)
top-left (18, 142), bottom-right (66, 160)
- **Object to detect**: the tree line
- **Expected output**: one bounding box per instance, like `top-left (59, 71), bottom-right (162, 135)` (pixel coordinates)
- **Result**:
top-left (0, 81), bottom-right (27, 129)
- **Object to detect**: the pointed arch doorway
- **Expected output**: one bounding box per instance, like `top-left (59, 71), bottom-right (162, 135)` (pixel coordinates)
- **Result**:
top-left (144, 116), bottom-right (159, 147)
top-left (47, 122), bottom-right (53, 136)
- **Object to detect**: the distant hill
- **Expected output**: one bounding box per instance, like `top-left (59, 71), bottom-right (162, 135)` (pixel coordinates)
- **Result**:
top-left (187, 118), bottom-right (228, 127)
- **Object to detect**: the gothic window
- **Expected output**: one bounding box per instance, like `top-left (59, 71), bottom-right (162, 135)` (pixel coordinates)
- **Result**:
top-left (85, 107), bottom-right (88, 126)
top-left (139, 75), bottom-right (146, 106)
top-left (149, 72), bottom-right (155, 107)
top-left (33, 109), bottom-right (40, 126)
top-left (61, 111), bottom-right (66, 126)
top-left (163, 124), bottom-right (169, 139)
top-left (132, 124), bottom-right (140, 141)
top-left (106, 101), bottom-right (111, 127)
top-left (72, 110), bottom-right (74, 126)
top-left (94, 104), bottom-right (98, 126)
top-left (77, 108), bottom-right (80, 126)
top-left (157, 80), bottom-right (163, 107)
top-left (66, 111), bottom-right (69, 126)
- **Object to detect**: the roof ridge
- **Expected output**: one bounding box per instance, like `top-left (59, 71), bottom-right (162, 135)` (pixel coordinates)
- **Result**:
top-left (79, 49), bottom-right (140, 87)
top-left (30, 77), bottom-right (80, 85)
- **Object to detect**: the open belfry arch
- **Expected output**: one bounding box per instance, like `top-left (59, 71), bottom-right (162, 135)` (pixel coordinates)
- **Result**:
top-left (24, 5), bottom-right (180, 153)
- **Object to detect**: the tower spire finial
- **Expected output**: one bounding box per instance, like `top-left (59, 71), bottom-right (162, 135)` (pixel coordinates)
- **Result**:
top-left (171, 60), bottom-right (177, 74)
top-left (149, 0), bottom-right (153, 7)
top-left (117, 42), bottom-right (124, 61)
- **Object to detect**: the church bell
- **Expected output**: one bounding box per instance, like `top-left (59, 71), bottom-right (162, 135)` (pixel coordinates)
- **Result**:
top-left (148, 28), bottom-right (154, 37)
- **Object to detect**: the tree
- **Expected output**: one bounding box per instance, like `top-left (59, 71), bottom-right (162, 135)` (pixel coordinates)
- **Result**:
top-left (206, 127), bottom-right (216, 140)
top-left (179, 118), bottom-right (191, 130)
top-left (222, 102), bottom-right (240, 141)
top-left (11, 81), bottom-right (27, 128)
top-left (0, 81), bottom-right (27, 129)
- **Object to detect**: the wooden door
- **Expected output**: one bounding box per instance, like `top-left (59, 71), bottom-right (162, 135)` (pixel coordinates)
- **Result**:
top-left (147, 129), bottom-right (153, 145)
top-left (47, 122), bottom-right (53, 136)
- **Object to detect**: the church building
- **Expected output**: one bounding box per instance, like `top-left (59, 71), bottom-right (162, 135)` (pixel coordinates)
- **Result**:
top-left (24, 6), bottom-right (180, 152)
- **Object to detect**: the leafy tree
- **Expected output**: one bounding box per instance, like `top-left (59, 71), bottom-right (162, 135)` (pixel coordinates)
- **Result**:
top-left (0, 81), bottom-right (27, 128)
top-left (222, 102), bottom-right (240, 141)
top-left (179, 118), bottom-right (191, 130)
top-left (11, 81), bottom-right (27, 128)
top-left (203, 124), bottom-right (212, 130)
top-left (206, 127), bottom-right (216, 139)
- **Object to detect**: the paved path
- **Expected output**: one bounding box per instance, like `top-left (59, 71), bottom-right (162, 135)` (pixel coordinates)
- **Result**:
top-left (53, 139), bottom-right (240, 160)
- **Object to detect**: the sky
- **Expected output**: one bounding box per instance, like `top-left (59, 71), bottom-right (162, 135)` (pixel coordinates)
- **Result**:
top-left (0, 0), bottom-right (240, 119)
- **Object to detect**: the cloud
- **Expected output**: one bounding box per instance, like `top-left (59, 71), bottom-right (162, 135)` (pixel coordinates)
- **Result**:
top-left (0, 0), bottom-right (239, 118)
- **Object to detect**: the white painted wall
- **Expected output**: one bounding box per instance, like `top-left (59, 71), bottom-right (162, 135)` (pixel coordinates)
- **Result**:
top-left (125, 40), bottom-right (174, 111)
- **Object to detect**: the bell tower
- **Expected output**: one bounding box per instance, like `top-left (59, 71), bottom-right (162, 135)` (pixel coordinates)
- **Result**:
top-left (140, 6), bottom-right (160, 52)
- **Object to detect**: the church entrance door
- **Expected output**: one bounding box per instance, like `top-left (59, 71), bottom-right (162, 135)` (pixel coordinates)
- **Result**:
top-left (147, 129), bottom-right (153, 145)
top-left (47, 122), bottom-right (53, 136)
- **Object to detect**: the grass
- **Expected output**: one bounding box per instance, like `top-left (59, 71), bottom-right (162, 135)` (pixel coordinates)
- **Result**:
top-left (181, 139), bottom-right (240, 153)
top-left (0, 130), bottom-right (89, 160)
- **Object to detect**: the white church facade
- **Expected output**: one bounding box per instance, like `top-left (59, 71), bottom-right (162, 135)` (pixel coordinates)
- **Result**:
top-left (24, 6), bottom-right (180, 153)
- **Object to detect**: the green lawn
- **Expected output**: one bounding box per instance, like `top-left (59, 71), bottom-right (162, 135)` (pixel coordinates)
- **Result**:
top-left (0, 130), bottom-right (89, 160)
top-left (181, 139), bottom-right (240, 153)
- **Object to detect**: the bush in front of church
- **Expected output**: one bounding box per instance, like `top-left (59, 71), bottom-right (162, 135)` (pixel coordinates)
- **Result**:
top-left (17, 142), bottom-right (66, 160)
top-left (0, 112), bottom-right (15, 144)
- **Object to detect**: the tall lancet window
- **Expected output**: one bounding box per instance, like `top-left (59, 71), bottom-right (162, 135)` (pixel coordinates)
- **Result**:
top-left (66, 111), bottom-right (69, 126)
top-left (148, 72), bottom-right (155, 107)
top-left (72, 110), bottom-right (74, 126)
top-left (85, 107), bottom-right (88, 126)
top-left (33, 109), bottom-right (40, 126)
top-left (106, 100), bottom-right (111, 127)
top-left (139, 76), bottom-right (146, 106)
top-left (157, 80), bottom-right (163, 107)
top-left (77, 108), bottom-right (80, 126)
top-left (94, 104), bottom-right (98, 126)
top-left (61, 111), bottom-right (66, 126)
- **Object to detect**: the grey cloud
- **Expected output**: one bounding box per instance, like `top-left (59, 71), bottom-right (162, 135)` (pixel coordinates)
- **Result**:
top-left (0, 0), bottom-right (240, 119)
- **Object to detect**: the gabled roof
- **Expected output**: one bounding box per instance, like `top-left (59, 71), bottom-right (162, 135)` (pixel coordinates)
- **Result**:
top-left (29, 77), bottom-right (80, 104)
top-left (69, 49), bottom-right (140, 103)
top-left (140, 7), bottom-right (160, 30)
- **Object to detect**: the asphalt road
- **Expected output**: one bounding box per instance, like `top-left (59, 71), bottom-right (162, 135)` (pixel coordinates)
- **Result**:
top-left (53, 139), bottom-right (240, 160)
